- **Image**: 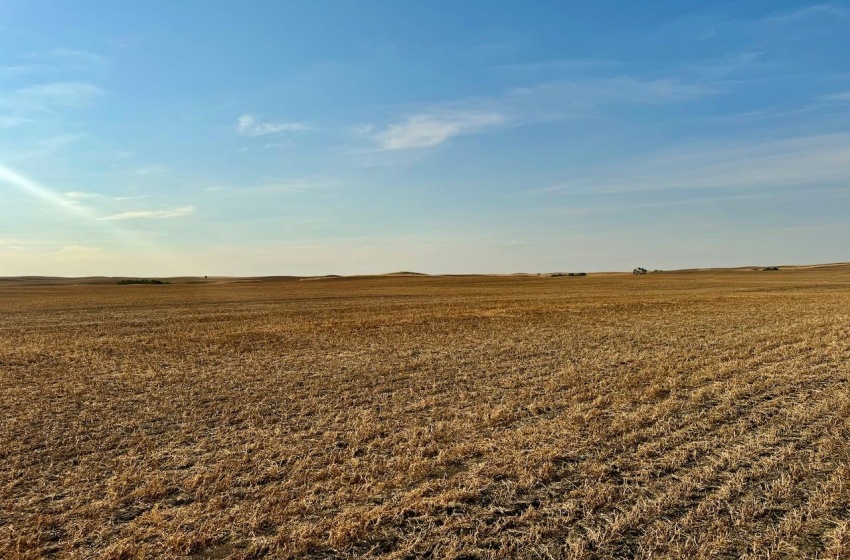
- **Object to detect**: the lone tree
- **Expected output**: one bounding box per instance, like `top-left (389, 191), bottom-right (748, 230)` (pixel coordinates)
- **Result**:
top-left (633, 267), bottom-right (648, 275)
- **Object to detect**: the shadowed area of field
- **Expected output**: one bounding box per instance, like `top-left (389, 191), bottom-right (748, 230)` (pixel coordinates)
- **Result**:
top-left (2, 266), bottom-right (850, 559)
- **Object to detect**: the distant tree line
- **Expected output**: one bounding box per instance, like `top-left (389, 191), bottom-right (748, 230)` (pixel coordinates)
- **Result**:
top-left (116, 279), bottom-right (170, 285)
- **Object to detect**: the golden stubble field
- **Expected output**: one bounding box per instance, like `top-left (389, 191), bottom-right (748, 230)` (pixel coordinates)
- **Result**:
top-left (2, 266), bottom-right (850, 559)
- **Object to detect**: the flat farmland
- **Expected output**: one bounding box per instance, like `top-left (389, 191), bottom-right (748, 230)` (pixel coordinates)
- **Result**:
top-left (2, 267), bottom-right (850, 559)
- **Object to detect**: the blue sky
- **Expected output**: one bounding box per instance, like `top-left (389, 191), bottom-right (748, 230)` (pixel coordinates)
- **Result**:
top-left (1, 1), bottom-right (849, 276)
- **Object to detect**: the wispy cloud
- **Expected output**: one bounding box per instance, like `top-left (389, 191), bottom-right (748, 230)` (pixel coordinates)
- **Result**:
top-left (361, 75), bottom-right (716, 153)
top-left (0, 162), bottom-right (96, 220)
top-left (43, 48), bottom-right (107, 69)
top-left (0, 238), bottom-right (26, 251)
top-left (99, 206), bottom-right (195, 221)
top-left (205, 175), bottom-right (337, 194)
top-left (541, 185), bottom-right (850, 219)
top-left (822, 90), bottom-right (850, 102)
top-left (0, 115), bottom-right (29, 128)
top-left (760, 3), bottom-right (850, 26)
top-left (19, 48), bottom-right (107, 72)
top-left (65, 191), bottom-right (99, 199)
top-left (261, 139), bottom-right (296, 150)
top-left (3, 134), bottom-right (89, 163)
top-left (683, 52), bottom-right (767, 81)
top-left (2, 82), bottom-right (107, 112)
top-left (508, 76), bottom-right (718, 114)
top-left (368, 111), bottom-right (507, 151)
top-left (0, 52), bottom-right (100, 81)
top-left (251, 175), bottom-right (337, 193)
top-left (133, 164), bottom-right (166, 175)
top-left (347, 74), bottom-right (720, 163)
top-left (55, 245), bottom-right (106, 262)
top-left (236, 114), bottom-right (309, 136)
top-left (539, 132), bottom-right (850, 195)
top-left (494, 58), bottom-right (617, 73)
top-left (0, 65), bottom-right (42, 78)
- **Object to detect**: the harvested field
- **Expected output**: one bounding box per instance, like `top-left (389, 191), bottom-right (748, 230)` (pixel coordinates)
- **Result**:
top-left (2, 266), bottom-right (850, 559)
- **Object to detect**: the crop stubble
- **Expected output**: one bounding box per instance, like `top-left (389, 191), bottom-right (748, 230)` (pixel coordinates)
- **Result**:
top-left (1, 267), bottom-right (849, 558)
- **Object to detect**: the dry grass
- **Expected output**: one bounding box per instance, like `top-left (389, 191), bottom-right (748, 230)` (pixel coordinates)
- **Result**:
top-left (2, 266), bottom-right (850, 559)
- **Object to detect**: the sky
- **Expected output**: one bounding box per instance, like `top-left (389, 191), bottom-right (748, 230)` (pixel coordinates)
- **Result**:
top-left (1, 1), bottom-right (849, 276)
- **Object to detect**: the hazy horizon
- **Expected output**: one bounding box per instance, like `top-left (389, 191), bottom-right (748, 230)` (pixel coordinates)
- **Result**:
top-left (3, 260), bottom-right (849, 280)
top-left (2, 1), bottom-right (849, 277)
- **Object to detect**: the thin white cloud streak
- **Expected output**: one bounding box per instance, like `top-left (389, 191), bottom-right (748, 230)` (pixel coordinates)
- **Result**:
top-left (3, 134), bottom-right (89, 164)
top-left (0, 48), bottom-right (108, 89)
top-left (504, 77), bottom-right (719, 122)
top-left (0, 163), bottom-right (174, 227)
top-left (17, 48), bottom-right (107, 73)
top-left (45, 48), bottom-right (108, 68)
top-left (679, 52), bottom-right (767, 81)
top-left (0, 82), bottom-right (107, 112)
top-left (0, 164), bottom-right (202, 276)
top-left (516, 76), bottom-right (718, 104)
top-left (236, 114), bottom-right (309, 136)
top-left (494, 58), bottom-right (617, 73)
top-left (204, 175), bottom-right (337, 194)
top-left (364, 76), bottom-right (718, 152)
top-left (133, 164), bottom-right (166, 175)
top-left (696, 102), bottom-right (830, 124)
top-left (822, 90), bottom-right (850, 102)
top-left (55, 244), bottom-right (106, 262)
top-left (369, 111), bottom-right (507, 150)
top-left (0, 115), bottom-right (29, 128)
top-left (250, 175), bottom-right (337, 194)
top-left (0, 82), bottom-right (109, 118)
top-left (0, 162), bottom-right (86, 215)
top-left (760, 3), bottom-right (850, 25)
top-left (99, 206), bottom-right (195, 221)
top-left (0, 65), bottom-right (37, 77)
top-left (540, 132), bottom-right (850, 195)
top-left (544, 186), bottom-right (850, 217)
top-left (0, 238), bottom-right (27, 251)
